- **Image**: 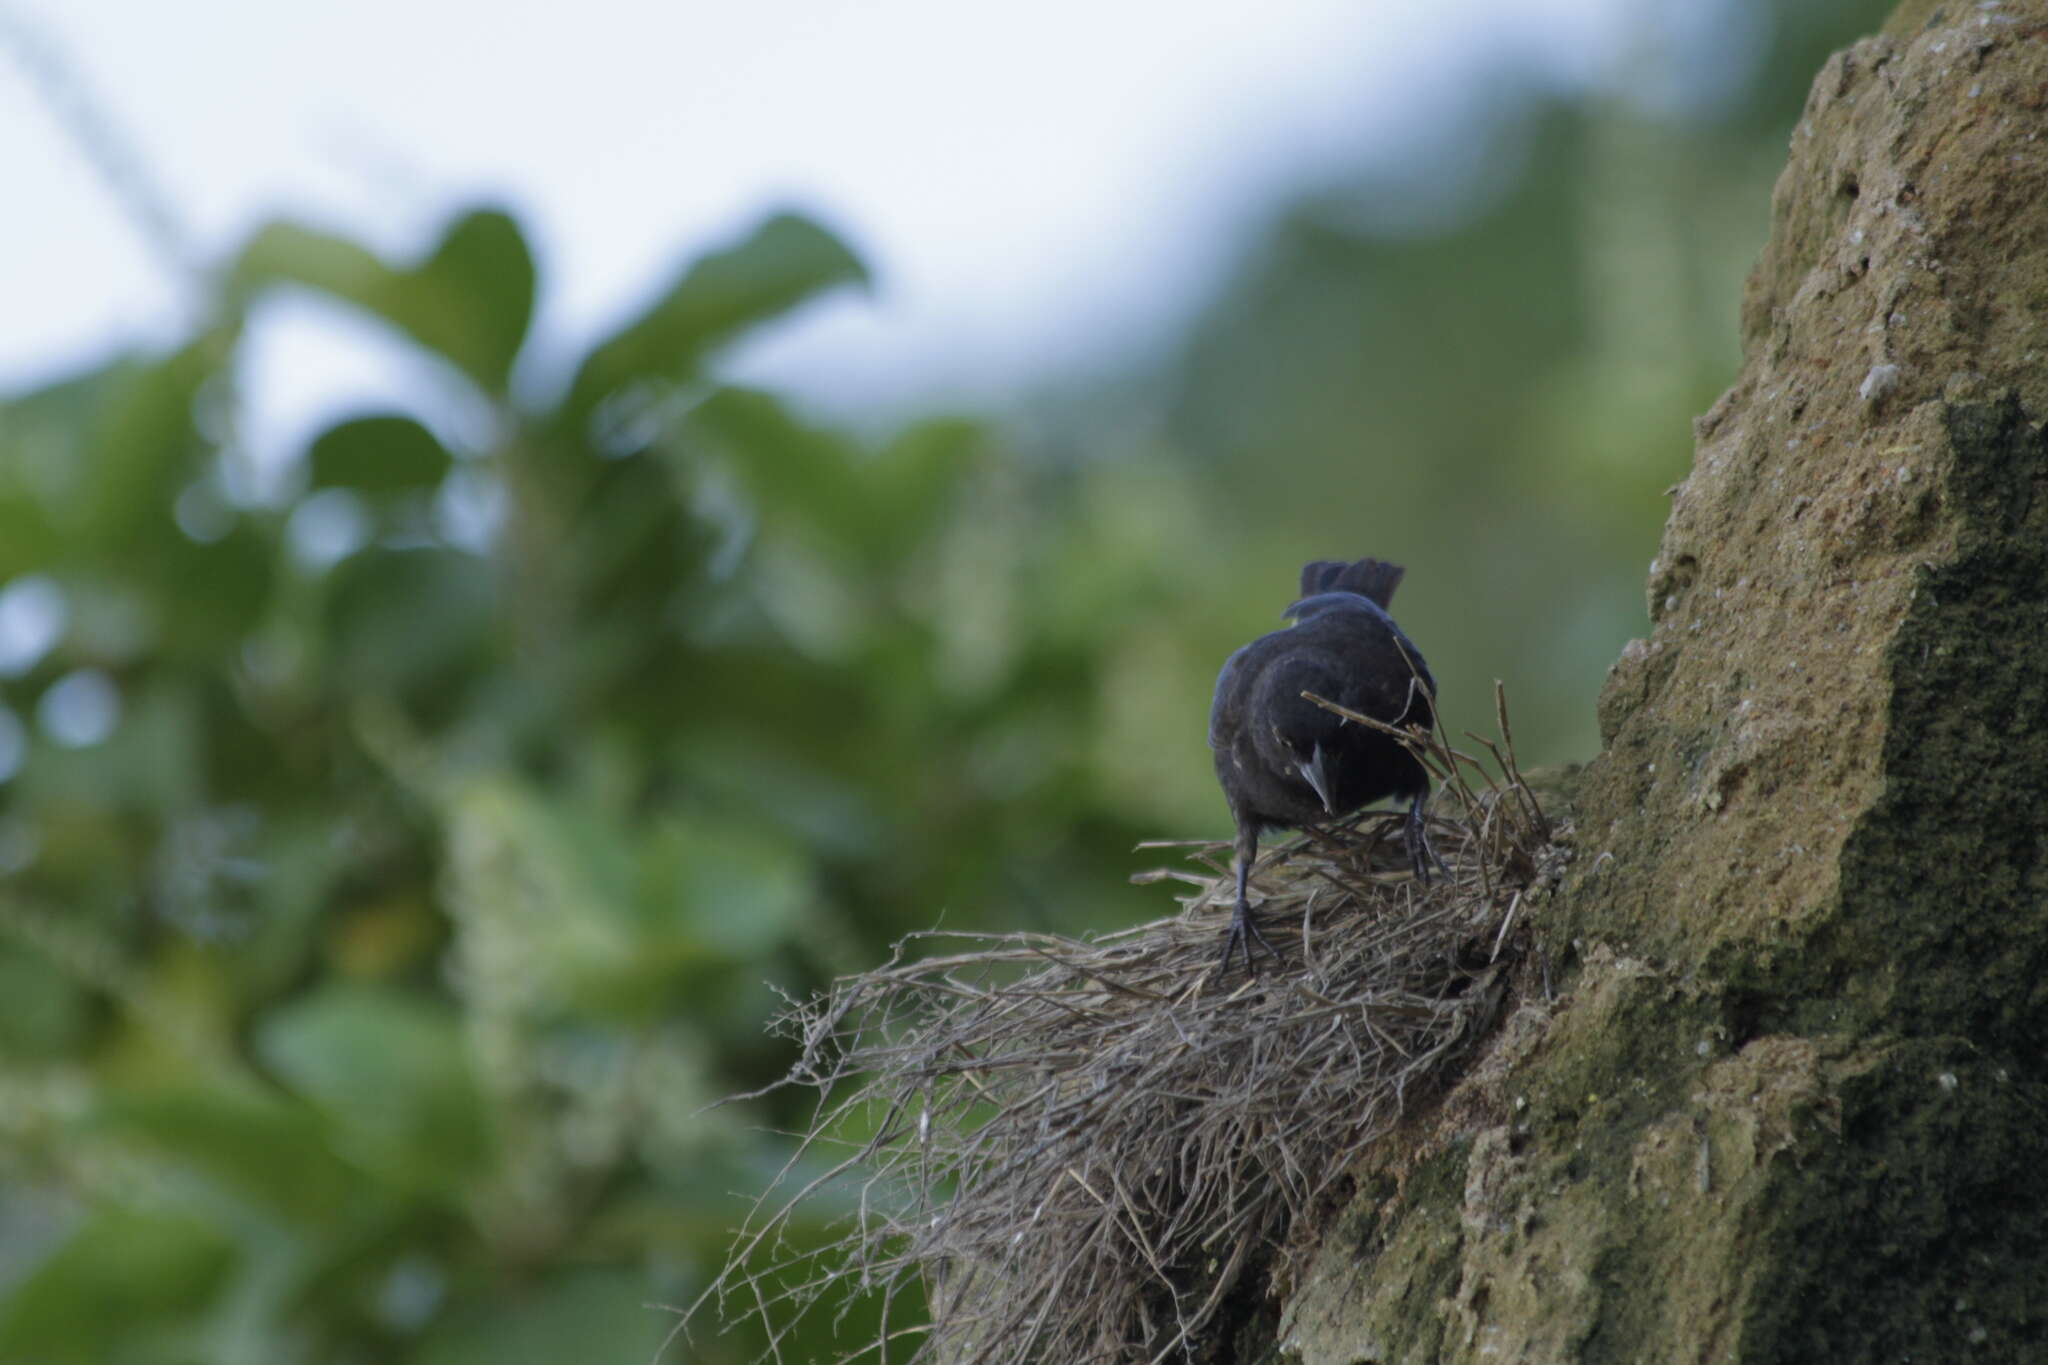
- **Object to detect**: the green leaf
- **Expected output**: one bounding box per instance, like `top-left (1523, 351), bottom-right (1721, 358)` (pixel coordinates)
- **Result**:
top-left (254, 983), bottom-right (490, 1183)
top-left (436, 777), bottom-right (815, 1022)
top-left (683, 389), bottom-right (976, 570)
top-left (324, 547), bottom-right (497, 707)
top-left (0, 346), bottom-right (275, 656)
top-left (0, 486), bottom-right (60, 582)
top-left (90, 340), bottom-right (231, 550)
top-left (97, 1083), bottom-right (362, 1224)
top-left (140, 518), bottom-right (277, 661)
top-left (308, 414), bottom-right (455, 498)
top-left (562, 212), bottom-right (866, 425)
top-left (230, 207), bottom-right (536, 395)
top-left (230, 221), bottom-right (387, 310)
top-left (42, 342), bottom-right (224, 554)
top-left (0, 361), bottom-right (119, 576)
top-left (0, 942), bottom-right (90, 1057)
top-left (683, 386), bottom-right (863, 546)
top-left (872, 417), bottom-right (983, 531)
top-left (417, 1270), bottom-right (668, 1365)
top-left (0, 1205), bottom-right (236, 1364)
top-left (418, 209), bottom-right (537, 394)
top-left (644, 812), bottom-right (812, 957)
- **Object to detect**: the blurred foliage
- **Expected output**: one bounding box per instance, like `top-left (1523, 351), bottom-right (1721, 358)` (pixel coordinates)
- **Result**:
top-left (0, 1), bottom-right (1889, 1359)
top-left (0, 206), bottom-right (1168, 1363)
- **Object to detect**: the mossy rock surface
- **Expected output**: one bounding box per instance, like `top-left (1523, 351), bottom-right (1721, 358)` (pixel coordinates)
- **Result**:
top-left (1278, 7), bottom-right (2048, 1360)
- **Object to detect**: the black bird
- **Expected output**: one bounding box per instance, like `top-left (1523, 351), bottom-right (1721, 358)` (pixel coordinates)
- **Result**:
top-left (1208, 557), bottom-right (1439, 972)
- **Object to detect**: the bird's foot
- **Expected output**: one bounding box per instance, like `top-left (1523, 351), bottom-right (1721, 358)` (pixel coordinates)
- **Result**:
top-left (1407, 801), bottom-right (1449, 884)
top-left (1220, 897), bottom-right (1281, 976)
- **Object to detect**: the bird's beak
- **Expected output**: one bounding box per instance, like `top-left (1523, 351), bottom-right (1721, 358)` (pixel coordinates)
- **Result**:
top-left (1297, 743), bottom-right (1336, 814)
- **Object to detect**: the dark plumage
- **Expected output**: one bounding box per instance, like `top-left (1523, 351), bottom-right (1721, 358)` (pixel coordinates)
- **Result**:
top-left (1208, 557), bottom-right (1439, 972)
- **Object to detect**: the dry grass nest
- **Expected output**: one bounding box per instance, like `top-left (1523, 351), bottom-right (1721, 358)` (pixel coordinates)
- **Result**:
top-left (690, 687), bottom-right (1569, 1364)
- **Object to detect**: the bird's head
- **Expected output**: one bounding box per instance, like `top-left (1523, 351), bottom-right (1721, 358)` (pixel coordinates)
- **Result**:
top-left (1282, 591), bottom-right (1385, 626)
top-left (1264, 690), bottom-right (1348, 814)
top-left (1279, 732), bottom-right (1338, 814)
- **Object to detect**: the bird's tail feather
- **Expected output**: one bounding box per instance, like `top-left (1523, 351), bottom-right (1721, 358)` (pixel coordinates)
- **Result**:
top-left (1298, 557), bottom-right (1405, 607)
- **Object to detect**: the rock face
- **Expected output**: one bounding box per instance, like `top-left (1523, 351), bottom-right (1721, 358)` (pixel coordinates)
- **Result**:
top-left (1280, 6), bottom-right (2048, 1361)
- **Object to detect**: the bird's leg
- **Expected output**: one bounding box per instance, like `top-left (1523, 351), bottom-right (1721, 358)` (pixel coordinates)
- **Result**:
top-left (1221, 823), bottom-right (1280, 975)
top-left (1406, 791), bottom-right (1448, 883)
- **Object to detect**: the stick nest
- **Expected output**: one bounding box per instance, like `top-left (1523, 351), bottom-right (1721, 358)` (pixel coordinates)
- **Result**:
top-left (696, 687), bottom-right (1564, 1364)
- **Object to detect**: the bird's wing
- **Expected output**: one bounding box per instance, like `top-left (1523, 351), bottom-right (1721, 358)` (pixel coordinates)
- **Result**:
top-left (1308, 612), bottom-right (1435, 719)
top-left (1400, 631), bottom-right (1437, 707)
top-left (1209, 645), bottom-right (1251, 750)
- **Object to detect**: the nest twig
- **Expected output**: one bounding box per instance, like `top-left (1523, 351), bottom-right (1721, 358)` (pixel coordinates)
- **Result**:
top-left (688, 684), bottom-right (1558, 1364)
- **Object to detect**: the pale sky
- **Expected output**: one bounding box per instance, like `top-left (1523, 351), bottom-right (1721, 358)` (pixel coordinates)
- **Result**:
top-left (2, 0), bottom-right (1701, 454)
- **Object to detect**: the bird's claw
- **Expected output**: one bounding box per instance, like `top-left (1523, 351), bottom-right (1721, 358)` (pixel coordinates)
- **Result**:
top-left (1406, 799), bottom-right (1449, 883)
top-left (1220, 899), bottom-right (1281, 976)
